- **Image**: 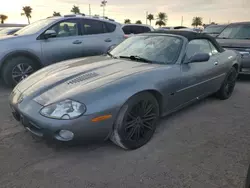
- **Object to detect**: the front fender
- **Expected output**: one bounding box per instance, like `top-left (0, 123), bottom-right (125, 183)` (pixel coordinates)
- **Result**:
top-left (0, 50), bottom-right (42, 69)
top-left (77, 70), bottom-right (167, 117)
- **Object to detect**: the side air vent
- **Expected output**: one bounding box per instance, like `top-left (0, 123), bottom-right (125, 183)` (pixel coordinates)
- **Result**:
top-left (67, 72), bottom-right (99, 85)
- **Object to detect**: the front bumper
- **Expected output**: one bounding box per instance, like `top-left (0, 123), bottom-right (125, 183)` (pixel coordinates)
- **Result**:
top-left (9, 92), bottom-right (113, 142)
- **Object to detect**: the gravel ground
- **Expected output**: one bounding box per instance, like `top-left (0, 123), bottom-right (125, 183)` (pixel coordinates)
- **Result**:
top-left (0, 76), bottom-right (250, 188)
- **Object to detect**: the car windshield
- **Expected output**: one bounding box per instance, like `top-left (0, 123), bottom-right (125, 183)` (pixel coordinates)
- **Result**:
top-left (110, 35), bottom-right (182, 64)
top-left (217, 24), bottom-right (250, 39)
top-left (14, 19), bottom-right (56, 36)
top-left (203, 25), bottom-right (226, 34)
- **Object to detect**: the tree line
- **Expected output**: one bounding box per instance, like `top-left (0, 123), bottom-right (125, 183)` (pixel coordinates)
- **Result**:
top-left (0, 5), bottom-right (206, 28)
top-left (124, 12), bottom-right (167, 26)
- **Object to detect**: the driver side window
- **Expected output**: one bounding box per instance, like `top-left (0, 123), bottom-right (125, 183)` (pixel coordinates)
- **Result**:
top-left (49, 20), bottom-right (80, 38)
top-left (185, 39), bottom-right (212, 61)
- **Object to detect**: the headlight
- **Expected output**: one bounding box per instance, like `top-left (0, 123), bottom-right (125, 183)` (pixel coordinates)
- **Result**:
top-left (40, 99), bottom-right (86, 119)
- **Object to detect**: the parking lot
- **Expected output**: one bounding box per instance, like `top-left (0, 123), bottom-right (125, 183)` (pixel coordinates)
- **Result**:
top-left (0, 75), bottom-right (249, 188)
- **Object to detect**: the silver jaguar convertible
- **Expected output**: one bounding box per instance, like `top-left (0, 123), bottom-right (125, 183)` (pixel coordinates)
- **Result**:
top-left (9, 30), bottom-right (241, 150)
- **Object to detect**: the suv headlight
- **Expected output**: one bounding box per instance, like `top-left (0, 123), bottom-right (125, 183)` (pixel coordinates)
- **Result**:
top-left (40, 99), bottom-right (86, 119)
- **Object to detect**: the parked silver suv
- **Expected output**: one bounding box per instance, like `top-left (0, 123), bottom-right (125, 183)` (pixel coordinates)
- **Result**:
top-left (0, 15), bottom-right (125, 87)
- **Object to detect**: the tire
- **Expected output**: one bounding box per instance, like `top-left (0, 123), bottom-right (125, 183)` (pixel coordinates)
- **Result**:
top-left (110, 92), bottom-right (160, 150)
top-left (1, 56), bottom-right (39, 88)
top-left (215, 67), bottom-right (237, 100)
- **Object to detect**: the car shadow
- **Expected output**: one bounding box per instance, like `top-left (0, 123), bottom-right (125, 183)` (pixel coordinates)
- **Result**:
top-left (238, 73), bottom-right (250, 82)
top-left (28, 133), bottom-right (121, 153)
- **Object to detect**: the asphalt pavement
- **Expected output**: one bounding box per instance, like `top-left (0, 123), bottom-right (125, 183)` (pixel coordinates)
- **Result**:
top-left (0, 76), bottom-right (250, 188)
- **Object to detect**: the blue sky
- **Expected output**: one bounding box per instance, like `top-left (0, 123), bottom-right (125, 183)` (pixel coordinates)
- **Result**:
top-left (1, 0), bottom-right (249, 27)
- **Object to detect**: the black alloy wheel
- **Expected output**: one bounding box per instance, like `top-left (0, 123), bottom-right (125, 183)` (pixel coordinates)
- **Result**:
top-left (224, 68), bottom-right (237, 97)
top-left (124, 100), bottom-right (158, 142)
top-left (111, 92), bottom-right (159, 150)
top-left (216, 67), bottom-right (237, 100)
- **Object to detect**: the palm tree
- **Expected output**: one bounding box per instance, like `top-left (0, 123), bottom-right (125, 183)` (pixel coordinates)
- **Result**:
top-left (0, 14), bottom-right (8, 24)
top-left (156, 12), bottom-right (167, 27)
top-left (192, 17), bottom-right (203, 28)
top-left (155, 20), bottom-right (166, 27)
top-left (21, 6), bottom-right (32, 24)
top-left (135, 20), bottom-right (142, 24)
top-left (53, 11), bottom-right (61, 16)
top-left (147, 14), bottom-right (154, 25)
top-left (124, 19), bottom-right (131, 24)
top-left (71, 5), bottom-right (80, 14)
top-left (100, 0), bottom-right (107, 17)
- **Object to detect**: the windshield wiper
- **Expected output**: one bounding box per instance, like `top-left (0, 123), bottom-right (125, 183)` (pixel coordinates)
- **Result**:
top-left (13, 33), bottom-right (18, 36)
top-left (119, 55), bottom-right (152, 63)
top-left (106, 51), bottom-right (117, 59)
top-left (217, 37), bottom-right (229, 39)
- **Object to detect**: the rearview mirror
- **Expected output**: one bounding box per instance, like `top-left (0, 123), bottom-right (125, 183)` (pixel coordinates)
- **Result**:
top-left (43, 29), bottom-right (57, 39)
top-left (188, 53), bottom-right (210, 63)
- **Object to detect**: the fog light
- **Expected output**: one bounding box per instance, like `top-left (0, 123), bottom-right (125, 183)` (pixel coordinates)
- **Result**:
top-left (58, 130), bottom-right (74, 141)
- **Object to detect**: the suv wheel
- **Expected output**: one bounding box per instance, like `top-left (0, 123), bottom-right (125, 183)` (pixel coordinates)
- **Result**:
top-left (1, 56), bottom-right (39, 87)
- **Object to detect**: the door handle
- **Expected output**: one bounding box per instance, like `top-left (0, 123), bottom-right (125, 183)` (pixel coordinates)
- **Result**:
top-left (105, 38), bottom-right (112, 42)
top-left (72, 40), bottom-right (82, 44)
top-left (214, 62), bottom-right (218, 65)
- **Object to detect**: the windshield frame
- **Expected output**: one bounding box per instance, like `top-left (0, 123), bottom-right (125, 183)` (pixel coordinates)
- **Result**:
top-left (109, 34), bottom-right (184, 65)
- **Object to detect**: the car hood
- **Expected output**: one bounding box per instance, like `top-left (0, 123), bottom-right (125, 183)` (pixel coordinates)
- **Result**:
top-left (15, 56), bottom-right (162, 105)
top-left (0, 34), bottom-right (15, 39)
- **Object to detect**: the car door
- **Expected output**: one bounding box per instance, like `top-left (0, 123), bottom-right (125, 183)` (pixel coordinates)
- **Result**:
top-left (178, 39), bottom-right (222, 105)
top-left (79, 19), bottom-right (116, 56)
top-left (40, 19), bottom-right (84, 65)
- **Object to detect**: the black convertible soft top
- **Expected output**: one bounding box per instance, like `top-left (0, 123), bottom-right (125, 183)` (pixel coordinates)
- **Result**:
top-left (149, 30), bottom-right (225, 53)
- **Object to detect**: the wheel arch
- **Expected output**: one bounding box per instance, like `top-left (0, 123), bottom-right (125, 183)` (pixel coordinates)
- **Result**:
top-left (232, 63), bottom-right (239, 72)
top-left (0, 51), bottom-right (43, 71)
top-left (144, 89), bottom-right (164, 115)
top-left (122, 89), bottom-right (164, 115)
top-left (106, 89), bottom-right (164, 140)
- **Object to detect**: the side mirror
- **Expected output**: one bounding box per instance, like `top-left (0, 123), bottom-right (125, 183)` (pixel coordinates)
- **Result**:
top-left (43, 29), bottom-right (57, 39)
top-left (187, 53), bottom-right (210, 63)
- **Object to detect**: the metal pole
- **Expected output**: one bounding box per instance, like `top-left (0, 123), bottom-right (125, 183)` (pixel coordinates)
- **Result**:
top-left (181, 16), bottom-right (183, 26)
top-left (146, 11), bottom-right (148, 25)
top-left (89, 4), bottom-right (91, 16)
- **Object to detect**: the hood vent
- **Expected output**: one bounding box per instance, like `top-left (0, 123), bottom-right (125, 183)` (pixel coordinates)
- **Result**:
top-left (67, 72), bottom-right (99, 85)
